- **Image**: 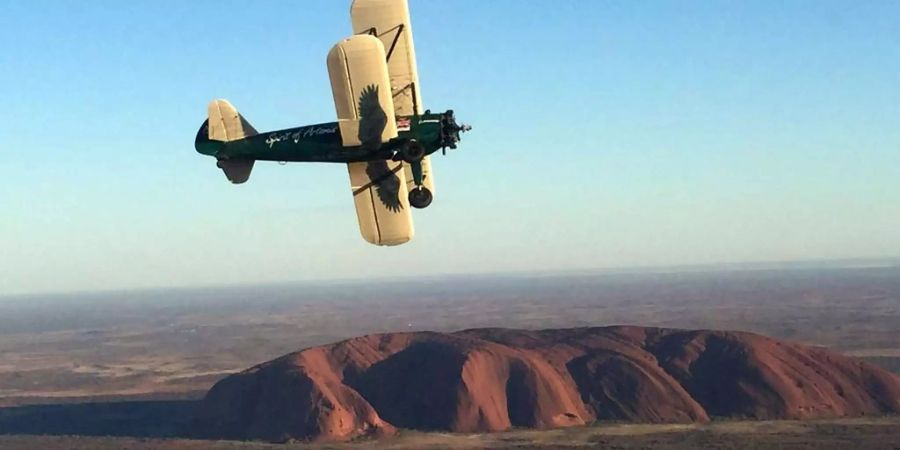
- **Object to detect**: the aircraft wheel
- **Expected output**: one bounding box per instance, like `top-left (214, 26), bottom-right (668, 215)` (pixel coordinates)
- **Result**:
top-left (408, 186), bottom-right (433, 209)
top-left (401, 141), bottom-right (425, 163)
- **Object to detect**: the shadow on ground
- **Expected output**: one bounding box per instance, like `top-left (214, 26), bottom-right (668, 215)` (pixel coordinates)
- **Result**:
top-left (0, 400), bottom-right (201, 438)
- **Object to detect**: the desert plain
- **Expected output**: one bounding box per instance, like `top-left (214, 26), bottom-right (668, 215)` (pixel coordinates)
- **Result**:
top-left (1, 262), bottom-right (899, 448)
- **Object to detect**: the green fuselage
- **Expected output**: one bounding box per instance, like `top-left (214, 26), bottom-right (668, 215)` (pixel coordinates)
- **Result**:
top-left (194, 113), bottom-right (445, 163)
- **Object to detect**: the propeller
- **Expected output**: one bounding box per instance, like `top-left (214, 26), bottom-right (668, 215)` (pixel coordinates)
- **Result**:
top-left (440, 110), bottom-right (472, 155)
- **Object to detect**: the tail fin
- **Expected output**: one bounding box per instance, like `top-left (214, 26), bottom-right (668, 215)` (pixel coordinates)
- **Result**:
top-left (205, 99), bottom-right (258, 184)
top-left (207, 99), bottom-right (258, 142)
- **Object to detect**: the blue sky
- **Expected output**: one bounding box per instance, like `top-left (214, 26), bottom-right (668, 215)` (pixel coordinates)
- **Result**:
top-left (1, 1), bottom-right (898, 295)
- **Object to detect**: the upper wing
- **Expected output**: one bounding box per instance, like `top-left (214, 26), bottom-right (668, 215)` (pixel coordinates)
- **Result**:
top-left (327, 35), bottom-right (414, 246)
top-left (351, 0), bottom-right (422, 116)
top-left (351, 0), bottom-right (435, 195)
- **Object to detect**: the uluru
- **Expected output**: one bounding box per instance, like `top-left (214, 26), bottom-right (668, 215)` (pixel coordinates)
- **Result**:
top-left (191, 326), bottom-right (900, 442)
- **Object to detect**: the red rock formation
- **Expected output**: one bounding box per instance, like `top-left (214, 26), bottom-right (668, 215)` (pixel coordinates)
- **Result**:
top-left (192, 327), bottom-right (900, 442)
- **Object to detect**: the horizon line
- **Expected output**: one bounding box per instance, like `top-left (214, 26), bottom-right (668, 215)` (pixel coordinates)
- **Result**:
top-left (2, 255), bottom-right (898, 300)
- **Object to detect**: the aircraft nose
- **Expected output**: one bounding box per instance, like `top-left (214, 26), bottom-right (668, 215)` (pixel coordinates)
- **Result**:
top-left (440, 110), bottom-right (471, 151)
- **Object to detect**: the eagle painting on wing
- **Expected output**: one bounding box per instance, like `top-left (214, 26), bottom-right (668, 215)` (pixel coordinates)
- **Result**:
top-left (357, 83), bottom-right (402, 212)
top-left (357, 84), bottom-right (387, 150)
top-left (365, 160), bottom-right (403, 212)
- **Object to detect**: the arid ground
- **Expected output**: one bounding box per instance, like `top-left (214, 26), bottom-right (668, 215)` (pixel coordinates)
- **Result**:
top-left (1, 262), bottom-right (899, 447)
top-left (0, 418), bottom-right (899, 449)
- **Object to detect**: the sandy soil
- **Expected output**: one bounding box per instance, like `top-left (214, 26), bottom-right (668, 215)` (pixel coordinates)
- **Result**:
top-left (0, 417), bottom-right (898, 449)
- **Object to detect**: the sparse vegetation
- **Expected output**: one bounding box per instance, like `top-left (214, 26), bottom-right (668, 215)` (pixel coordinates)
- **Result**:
top-left (1, 268), bottom-right (898, 447)
top-left (0, 417), bottom-right (899, 449)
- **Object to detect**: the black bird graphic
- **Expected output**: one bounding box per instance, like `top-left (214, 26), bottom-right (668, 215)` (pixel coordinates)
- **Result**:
top-left (356, 83), bottom-right (402, 212)
top-left (365, 159), bottom-right (404, 212)
top-left (357, 84), bottom-right (387, 150)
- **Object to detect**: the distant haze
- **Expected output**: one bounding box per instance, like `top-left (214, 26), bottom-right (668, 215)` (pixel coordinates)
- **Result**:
top-left (1, 1), bottom-right (899, 295)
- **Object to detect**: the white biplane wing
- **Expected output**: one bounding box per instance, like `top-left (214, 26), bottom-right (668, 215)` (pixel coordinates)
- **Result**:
top-left (351, 0), bottom-right (435, 196)
top-left (327, 35), bottom-right (413, 246)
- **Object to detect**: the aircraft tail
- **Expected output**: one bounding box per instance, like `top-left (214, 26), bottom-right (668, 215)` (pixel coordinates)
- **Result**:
top-left (207, 99), bottom-right (258, 142)
top-left (197, 99), bottom-right (258, 184)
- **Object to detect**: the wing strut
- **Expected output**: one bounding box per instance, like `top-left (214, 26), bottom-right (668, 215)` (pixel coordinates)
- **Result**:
top-left (359, 25), bottom-right (407, 65)
top-left (352, 0), bottom-right (433, 203)
top-left (360, 24), bottom-right (420, 120)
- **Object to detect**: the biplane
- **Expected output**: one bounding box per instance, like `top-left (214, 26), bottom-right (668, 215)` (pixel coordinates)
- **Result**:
top-left (194, 0), bottom-right (470, 246)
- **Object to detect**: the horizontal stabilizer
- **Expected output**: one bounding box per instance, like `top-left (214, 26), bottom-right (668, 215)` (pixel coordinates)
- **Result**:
top-left (218, 159), bottom-right (254, 184)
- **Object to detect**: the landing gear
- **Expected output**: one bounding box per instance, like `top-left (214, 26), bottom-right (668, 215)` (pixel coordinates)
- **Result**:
top-left (408, 186), bottom-right (432, 209)
top-left (401, 143), bottom-right (430, 208)
top-left (399, 140), bottom-right (425, 163)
